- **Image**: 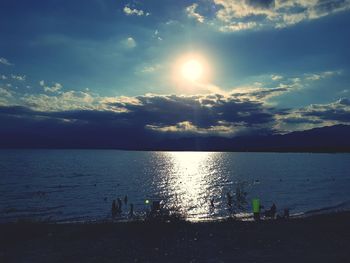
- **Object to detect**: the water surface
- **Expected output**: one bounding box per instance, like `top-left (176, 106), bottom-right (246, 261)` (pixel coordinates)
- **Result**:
top-left (0, 150), bottom-right (349, 222)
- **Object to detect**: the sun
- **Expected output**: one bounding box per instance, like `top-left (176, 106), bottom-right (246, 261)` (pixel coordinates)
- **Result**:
top-left (181, 59), bottom-right (203, 82)
top-left (172, 53), bottom-right (212, 91)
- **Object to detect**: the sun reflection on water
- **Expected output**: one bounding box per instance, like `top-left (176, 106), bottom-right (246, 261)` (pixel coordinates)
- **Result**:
top-left (155, 151), bottom-right (223, 221)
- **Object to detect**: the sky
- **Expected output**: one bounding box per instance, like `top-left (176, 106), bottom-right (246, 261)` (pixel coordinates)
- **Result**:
top-left (1, 0), bottom-right (350, 145)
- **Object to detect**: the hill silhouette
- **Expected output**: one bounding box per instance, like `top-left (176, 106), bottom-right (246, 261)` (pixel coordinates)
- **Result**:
top-left (152, 124), bottom-right (350, 152)
top-left (1, 124), bottom-right (349, 152)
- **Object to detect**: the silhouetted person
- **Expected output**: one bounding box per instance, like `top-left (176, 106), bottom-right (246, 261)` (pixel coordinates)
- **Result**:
top-left (283, 208), bottom-right (290, 219)
top-left (112, 200), bottom-right (118, 218)
top-left (117, 198), bottom-right (122, 212)
top-left (227, 192), bottom-right (232, 208)
top-left (151, 201), bottom-right (161, 213)
top-left (129, 203), bottom-right (134, 218)
top-left (270, 203), bottom-right (276, 218)
top-left (148, 200), bottom-right (163, 218)
top-left (124, 195), bottom-right (128, 205)
top-left (265, 203), bottom-right (277, 219)
top-left (210, 198), bottom-right (214, 208)
top-left (252, 198), bottom-right (261, 221)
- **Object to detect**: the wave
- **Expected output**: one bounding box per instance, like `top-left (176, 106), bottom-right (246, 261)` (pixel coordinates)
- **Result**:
top-left (49, 184), bottom-right (80, 189)
top-left (303, 201), bottom-right (350, 215)
top-left (66, 173), bottom-right (94, 178)
top-left (2, 205), bottom-right (65, 214)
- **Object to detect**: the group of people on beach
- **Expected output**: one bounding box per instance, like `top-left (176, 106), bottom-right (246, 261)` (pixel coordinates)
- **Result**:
top-left (111, 195), bottom-right (134, 219)
top-left (210, 192), bottom-right (290, 221)
top-left (111, 192), bottom-right (290, 221)
top-left (252, 200), bottom-right (289, 220)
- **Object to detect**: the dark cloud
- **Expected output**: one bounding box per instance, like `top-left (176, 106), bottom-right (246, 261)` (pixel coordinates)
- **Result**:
top-left (1, 95), bottom-right (349, 148)
top-left (304, 109), bottom-right (350, 122)
top-left (108, 94), bottom-right (275, 128)
top-left (0, 105), bottom-right (151, 149)
top-left (292, 98), bottom-right (350, 123)
top-left (0, 94), bottom-right (277, 148)
top-left (315, 0), bottom-right (348, 14)
top-left (233, 87), bottom-right (289, 100)
top-left (281, 117), bottom-right (323, 125)
top-left (245, 0), bottom-right (275, 9)
top-left (338, 98), bottom-right (350, 105)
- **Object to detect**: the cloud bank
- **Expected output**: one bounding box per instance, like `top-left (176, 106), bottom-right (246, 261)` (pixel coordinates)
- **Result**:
top-left (186, 0), bottom-right (350, 31)
top-left (1, 89), bottom-right (349, 147)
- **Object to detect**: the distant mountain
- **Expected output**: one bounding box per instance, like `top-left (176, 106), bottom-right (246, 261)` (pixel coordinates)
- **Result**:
top-left (1, 124), bottom-right (349, 152)
top-left (151, 124), bottom-right (350, 152)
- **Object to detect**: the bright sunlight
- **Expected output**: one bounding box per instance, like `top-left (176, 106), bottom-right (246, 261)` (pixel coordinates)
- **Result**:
top-left (173, 54), bottom-right (210, 87)
top-left (181, 59), bottom-right (203, 81)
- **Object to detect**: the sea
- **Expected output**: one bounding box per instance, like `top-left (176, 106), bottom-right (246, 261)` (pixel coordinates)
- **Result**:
top-left (0, 150), bottom-right (349, 223)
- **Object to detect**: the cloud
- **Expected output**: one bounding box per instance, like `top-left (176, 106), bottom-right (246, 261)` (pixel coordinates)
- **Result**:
top-left (232, 69), bottom-right (342, 102)
top-left (11, 74), bottom-right (26, 81)
top-left (0, 87), bottom-right (12, 98)
top-left (305, 70), bottom-right (341, 81)
top-left (186, 3), bottom-right (205, 23)
top-left (192, 0), bottom-right (350, 32)
top-left (276, 98), bottom-right (350, 131)
top-left (29, 67), bottom-right (335, 115)
top-left (39, 80), bottom-right (62, 93)
top-left (271, 75), bottom-right (283, 81)
top-left (21, 90), bottom-right (95, 111)
top-left (43, 83), bottom-right (62, 93)
top-left (0, 65), bottom-right (348, 141)
top-left (301, 98), bottom-right (350, 122)
top-left (231, 83), bottom-right (299, 101)
top-left (92, 93), bottom-right (277, 138)
top-left (0, 57), bottom-right (13, 66)
top-left (1, 93), bottom-right (277, 138)
top-left (123, 37), bottom-right (137, 48)
top-left (146, 120), bottom-right (257, 137)
top-left (153, 30), bottom-right (163, 41)
top-left (246, 0), bottom-right (275, 9)
top-left (140, 64), bottom-right (162, 74)
top-left (219, 21), bottom-right (260, 32)
top-left (123, 6), bottom-right (150, 16)
top-left (237, 87), bottom-right (291, 100)
top-left (1, 89), bottom-right (349, 148)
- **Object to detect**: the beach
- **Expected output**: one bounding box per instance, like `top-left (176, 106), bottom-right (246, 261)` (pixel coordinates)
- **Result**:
top-left (1, 212), bottom-right (349, 263)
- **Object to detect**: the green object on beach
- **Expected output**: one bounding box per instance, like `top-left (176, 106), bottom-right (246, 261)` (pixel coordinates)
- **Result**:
top-left (252, 198), bottom-right (260, 213)
top-left (145, 199), bottom-right (150, 205)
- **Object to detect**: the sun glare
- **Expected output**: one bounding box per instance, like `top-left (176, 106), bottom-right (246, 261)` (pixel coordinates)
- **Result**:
top-left (181, 59), bottom-right (203, 81)
top-left (174, 54), bottom-right (210, 87)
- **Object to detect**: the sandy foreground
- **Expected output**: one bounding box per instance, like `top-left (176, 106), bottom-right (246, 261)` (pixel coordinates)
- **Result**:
top-left (1, 212), bottom-right (350, 263)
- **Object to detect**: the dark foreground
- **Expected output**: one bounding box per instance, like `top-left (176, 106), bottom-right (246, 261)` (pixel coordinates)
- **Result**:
top-left (1, 212), bottom-right (350, 263)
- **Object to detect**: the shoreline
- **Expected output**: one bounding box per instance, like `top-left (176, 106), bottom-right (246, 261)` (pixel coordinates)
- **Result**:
top-left (1, 211), bottom-right (350, 262)
top-left (1, 148), bottom-right (350, 153)
top-left (3, 201), bottom-right (348, 224)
